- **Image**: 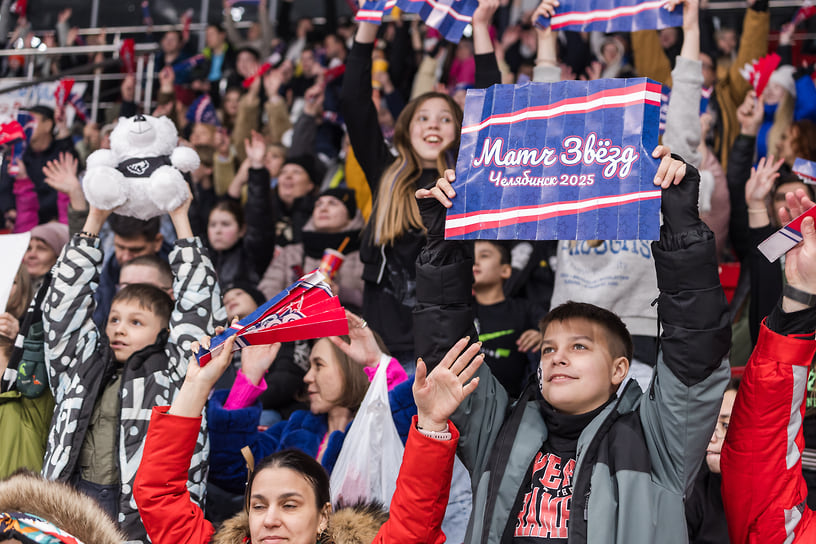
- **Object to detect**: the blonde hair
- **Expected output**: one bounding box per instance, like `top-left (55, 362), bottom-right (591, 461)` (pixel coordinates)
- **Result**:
top-left (373, 92), bottom-right (463, 245)
top-left (7, 265), bottom-right (32, 320)
top-left (767, 90), bottom-right (794, 160)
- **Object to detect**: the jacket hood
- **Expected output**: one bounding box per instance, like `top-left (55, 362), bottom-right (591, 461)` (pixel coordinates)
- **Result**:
top-left (212, 501), bottom-right (389, 544)
top-left (0, 471), bottom-right (125, 544)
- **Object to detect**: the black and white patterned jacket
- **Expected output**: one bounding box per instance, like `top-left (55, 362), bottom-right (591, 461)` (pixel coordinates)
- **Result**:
top-left (42, 235), bottom-right (226, 542)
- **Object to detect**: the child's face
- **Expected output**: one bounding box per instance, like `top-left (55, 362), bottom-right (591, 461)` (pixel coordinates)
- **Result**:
top-left (473, 241), bottom-right (511, 289)
top-left (409, 97), bottom-right (457, 168)
top-left (106, 299), bottom-right (165, 362)
top-left (312, 196), bottom-right (349, 233)
top-left (539, 318), bottom-right (628, 415)
top-left (224, 288), bottom-right (259, 320)
top-left (706, 388), bottom-right (736, 474)
top-left (208, 209), bottom-right (245, 251)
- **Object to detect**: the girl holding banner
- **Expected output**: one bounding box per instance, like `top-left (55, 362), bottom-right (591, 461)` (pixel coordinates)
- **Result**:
top-left (340, 0), bottom-right (501, 367)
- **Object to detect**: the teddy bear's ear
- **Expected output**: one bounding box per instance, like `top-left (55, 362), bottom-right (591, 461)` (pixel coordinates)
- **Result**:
top-left (159, 115), bottom-right (179, 139)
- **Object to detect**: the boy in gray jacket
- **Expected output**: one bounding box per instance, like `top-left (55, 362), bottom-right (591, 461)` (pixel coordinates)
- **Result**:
top-left (412, 145), bottom-right (731, 543)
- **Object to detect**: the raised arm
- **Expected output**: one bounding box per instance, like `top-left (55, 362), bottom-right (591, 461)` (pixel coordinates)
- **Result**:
top-left (242, 131), bottom-right (276, 276)
top-left (42, 207), bottom-right (111, 385)
top-left (639, 146), bottom-right (731, 494)
top-left (413, 170), bottom-right (508, 472)
top-left (371, 342), bottom-right (479, 544)
top-left (721, 190), bottom-right (816, 543)
top-left (662, 0), bottom-right (703, 169)
top-left (134, 335), bottom-right (236, 544)
top-left (339, 16), bottom-right (393, 193)
top-left (166, 194), bottom-right (227, 383)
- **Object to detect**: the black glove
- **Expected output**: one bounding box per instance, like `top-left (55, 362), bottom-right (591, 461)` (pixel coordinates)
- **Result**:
top-left (661, 155), bottom-right (701, 234)
top-left (417, 196), bottom-right (446, 243)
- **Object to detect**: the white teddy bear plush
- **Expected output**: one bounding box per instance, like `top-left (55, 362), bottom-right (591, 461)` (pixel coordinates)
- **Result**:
top-left (83, 114), bottom-right (200, 220)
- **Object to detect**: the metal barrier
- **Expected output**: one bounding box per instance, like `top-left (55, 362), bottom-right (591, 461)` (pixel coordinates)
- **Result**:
top-left (0, 21), bottom-right (253, 123)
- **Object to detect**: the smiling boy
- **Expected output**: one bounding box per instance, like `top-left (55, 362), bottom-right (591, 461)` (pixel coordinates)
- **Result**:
top-left (412, 147), bottom-right (731, 543)
top-left (41, 197), bottom-right (226, 543)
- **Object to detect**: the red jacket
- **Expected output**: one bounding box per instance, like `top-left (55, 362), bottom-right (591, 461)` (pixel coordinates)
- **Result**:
top-left (721, 323), bottom-right (816, 543)
top-left (373, 416), bottom-right (458, 544)
top-left (134, 408), bottom-right (457, 544)
top-left (134, 406), bottom-right (215, 544)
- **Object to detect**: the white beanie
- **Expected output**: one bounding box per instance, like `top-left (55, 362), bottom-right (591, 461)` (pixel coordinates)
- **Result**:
top-left (769, 65), bottom-right (797, 98)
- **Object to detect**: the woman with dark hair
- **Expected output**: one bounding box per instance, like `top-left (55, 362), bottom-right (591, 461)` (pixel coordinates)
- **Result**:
top-left (206, 312), bottom-right (411, 496)
top-left (135, 335), bottom-right (357, 544)
top-left (340, 0), bottom-right (501, 365)
top-left (135, 329), bottom-right (451, 544)
top-left (206, 131), bottom-right (275, 287)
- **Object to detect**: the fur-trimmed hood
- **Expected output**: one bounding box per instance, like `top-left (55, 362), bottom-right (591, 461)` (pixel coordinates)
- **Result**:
top-left (0, 471), bottom-right (125, 544)
top-left (212, 502), bottom-right (389, 544)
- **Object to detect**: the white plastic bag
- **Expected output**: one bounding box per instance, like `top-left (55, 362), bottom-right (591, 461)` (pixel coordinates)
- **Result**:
top-left (330, 359), bottom-right (405, 507)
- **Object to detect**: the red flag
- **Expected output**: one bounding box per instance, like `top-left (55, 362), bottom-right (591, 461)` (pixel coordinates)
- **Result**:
top-left (739, 53), bottom-right (781, 98)
top-left (242, 62), bottom-right (272, 89)
top-left (793, 1), bottom-right (816, 26)
top-left (54, 78), bottom-right (75, 110)
top-left (119, 39), bottom-right (136, 74)
top-left (195, 270), bottom-right (348, 366)
top-left (0, 121), bottom-right (25, 146)
top-left (11, 0), bottom-right (26, 16)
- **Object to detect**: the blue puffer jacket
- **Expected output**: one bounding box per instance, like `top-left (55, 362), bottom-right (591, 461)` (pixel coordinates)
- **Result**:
top-left (208, 379), bottom-right (417, 495)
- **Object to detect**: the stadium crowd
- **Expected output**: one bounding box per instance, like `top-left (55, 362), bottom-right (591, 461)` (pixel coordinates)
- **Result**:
top-left (1, 0), bottom-right (816, 542)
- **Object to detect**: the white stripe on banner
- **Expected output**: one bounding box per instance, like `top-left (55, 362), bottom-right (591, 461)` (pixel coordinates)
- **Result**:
top-left (402, 0), bottom-right (472, 22)
top-left (462, 88), bottom-right (662, 134)
top-left (445, 190), bottom-right (662, 232)
top-left (551, 0), bottom-right (668, 26)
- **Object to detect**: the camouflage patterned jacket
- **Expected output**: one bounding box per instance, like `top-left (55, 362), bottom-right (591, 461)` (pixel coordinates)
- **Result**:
top-left (42, 235), bottom-right (226, 542)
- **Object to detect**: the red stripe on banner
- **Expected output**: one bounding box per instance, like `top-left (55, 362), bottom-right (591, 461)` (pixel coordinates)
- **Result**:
top-left (444, 190), bottom-right (662, 236)
top-left (462, 82), bottom-right (662, 134)
top-left (400, 0), bottom-right (472, 21)
top-left (550, 0), bottom-right (668, 29)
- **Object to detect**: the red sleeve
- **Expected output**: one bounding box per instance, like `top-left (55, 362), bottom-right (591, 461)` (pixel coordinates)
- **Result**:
top-left (134, 406), bottom-right (215, 544)
top-left (372, 416), bottom-right (458, 544)
top-left (721, 323), bottom-right (816, 543)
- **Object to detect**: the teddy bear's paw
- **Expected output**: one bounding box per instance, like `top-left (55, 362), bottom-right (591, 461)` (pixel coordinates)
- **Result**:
top-left (148, 166), bottom-right (189, 212)
top-left (82, 167), bottom-right (127, 210)
top-left (171, 146), bottom-right (201, 173)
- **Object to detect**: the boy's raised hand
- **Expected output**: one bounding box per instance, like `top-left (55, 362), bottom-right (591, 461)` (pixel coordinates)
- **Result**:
top-left (652, 145), bottom-right (700, 234)
top-left (414, 337), bottom-right (483, 432)
top-left (780, 190), bottom-right (816, 312)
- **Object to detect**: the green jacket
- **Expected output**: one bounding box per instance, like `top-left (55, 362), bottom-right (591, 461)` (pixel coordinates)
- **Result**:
top-left (0, 389), bottom-right (54, 479)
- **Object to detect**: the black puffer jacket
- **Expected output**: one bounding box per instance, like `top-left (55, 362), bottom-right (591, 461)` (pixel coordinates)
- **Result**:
top-left (209, 167), bottom-right (275, 287)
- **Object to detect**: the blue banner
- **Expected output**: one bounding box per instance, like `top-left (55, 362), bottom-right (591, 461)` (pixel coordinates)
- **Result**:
top-left (536, 0), bottom-right (682, 33)
top-left (395, 0), bottom-right (477, 43)
top-left (356, 0), bottom-right (396, 24)
top-left (356, 0), bottom-right (477, 42)
top-left (446, 79), bottom-right (663, 241)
